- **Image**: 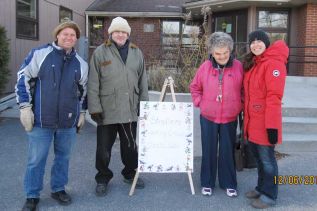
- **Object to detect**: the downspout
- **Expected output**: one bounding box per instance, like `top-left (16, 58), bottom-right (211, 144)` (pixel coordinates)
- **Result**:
top-left (85, 13), bottom-right (89, 38)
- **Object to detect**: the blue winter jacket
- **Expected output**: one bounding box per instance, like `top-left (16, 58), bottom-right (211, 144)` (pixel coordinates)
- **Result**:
top-left (15, 42), bottom-right (88, 128)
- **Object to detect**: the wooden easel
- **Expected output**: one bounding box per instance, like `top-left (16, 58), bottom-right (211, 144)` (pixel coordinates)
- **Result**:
top-left (129, 76), bottom-right (195, 196)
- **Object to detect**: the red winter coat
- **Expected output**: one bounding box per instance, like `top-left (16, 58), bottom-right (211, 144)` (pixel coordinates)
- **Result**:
top-left (190, 59), bottom-right (243, 124)
top-left (243, 40), bottom-right (289, 146)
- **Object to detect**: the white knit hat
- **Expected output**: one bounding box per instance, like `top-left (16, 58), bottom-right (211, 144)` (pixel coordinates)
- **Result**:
top-left (108, 17), bottom-right (131, 35)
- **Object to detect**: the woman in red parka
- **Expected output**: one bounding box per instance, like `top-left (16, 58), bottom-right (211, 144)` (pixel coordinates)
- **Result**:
top-left (243, 30), bottom-right (289, 209)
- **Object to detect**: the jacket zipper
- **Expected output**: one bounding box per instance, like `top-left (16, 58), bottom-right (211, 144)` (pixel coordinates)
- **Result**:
top-left (52, 64), bottom-right (56, 87)
top-left (122, 49), bottom-right (131, 123)
top-left (217, 65), bottom-right (225, 122)
top-left (245, 68), bottom-right (255, 140)
top-left (219, 71), bottom-right (223, 123)
top-left (56, 55), bottom-right (67, 128)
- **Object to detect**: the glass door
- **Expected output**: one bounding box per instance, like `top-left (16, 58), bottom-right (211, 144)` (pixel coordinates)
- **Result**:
top-left (213, 10), bottom-right (248, 59)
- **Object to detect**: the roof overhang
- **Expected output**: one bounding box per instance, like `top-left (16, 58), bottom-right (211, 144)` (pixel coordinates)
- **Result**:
top-left (183, 0), bottom-right (317, 19)
top-left (185, 0), bottom-right (317, 9)
top-left (185, 0), bottom-right (317, 17)
top-left (85, 11), bottom-right (183, 18)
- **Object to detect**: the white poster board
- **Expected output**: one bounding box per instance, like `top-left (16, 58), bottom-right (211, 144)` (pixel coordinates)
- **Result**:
top-left (138, 101), bottom-right (194, 173)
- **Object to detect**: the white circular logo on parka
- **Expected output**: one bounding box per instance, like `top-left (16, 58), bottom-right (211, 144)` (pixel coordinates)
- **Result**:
top-left (273, 70), bottom-right (280, 77)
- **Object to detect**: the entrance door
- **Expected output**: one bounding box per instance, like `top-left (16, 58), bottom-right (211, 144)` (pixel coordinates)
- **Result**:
top-left (213, 10), bottom-right (248, 58)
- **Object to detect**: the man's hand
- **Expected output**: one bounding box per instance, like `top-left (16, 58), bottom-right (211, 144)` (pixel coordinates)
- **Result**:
top-left (76, 112), bottom-right (86, 133)
top-left (90, 113), bottom-right (103, 124)
top-left (20, 106), bottom-right (34, 132)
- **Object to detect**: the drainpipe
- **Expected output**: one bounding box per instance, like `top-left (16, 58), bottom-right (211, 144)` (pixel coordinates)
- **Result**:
top-left (85, 13), bottom-right (89, 38)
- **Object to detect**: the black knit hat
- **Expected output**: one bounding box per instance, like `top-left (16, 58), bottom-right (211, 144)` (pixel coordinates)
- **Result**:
top-left (248, 29), bottom-right (270, 48)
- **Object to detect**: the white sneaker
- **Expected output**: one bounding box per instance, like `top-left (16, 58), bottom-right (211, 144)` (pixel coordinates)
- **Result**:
top-left (226, 189), bottom-right (238, 197)
top-left (201, 187), bottom-right (212, 196)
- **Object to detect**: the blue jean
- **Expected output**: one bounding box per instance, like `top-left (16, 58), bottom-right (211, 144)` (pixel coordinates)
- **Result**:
top-left (24, 127), bottom-right (76, 198)
top-left (249, 141), bottom-right (278, 202)
top-left (200, 115), bottom-right (237, 189)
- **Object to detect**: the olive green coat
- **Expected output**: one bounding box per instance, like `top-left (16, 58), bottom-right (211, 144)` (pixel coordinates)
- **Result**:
top-left (88, 40), bottom-right (149, 125)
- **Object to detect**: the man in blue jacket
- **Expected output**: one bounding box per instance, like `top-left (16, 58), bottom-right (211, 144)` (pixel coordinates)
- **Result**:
top-left (15, 20), bottom-right (88, 211)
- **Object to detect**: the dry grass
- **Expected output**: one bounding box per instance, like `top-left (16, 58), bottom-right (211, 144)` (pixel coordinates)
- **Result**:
top-left (275, 151), bottom-right (289, 160)
top-left (147, 9), bottom-right (211, 93)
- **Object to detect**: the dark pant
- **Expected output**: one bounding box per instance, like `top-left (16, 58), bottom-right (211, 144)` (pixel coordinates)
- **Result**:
top-left (95, 122), bottom-right (138, 184)
top-left (200, 115), bottom-right (237, 189)
top-left (249, 141), bottom-right (278, 201)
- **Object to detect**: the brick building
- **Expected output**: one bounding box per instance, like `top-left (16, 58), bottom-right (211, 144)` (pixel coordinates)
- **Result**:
top-left (86, 0), bottom-right (189, 67)
top-left (86, 0), bottom-right (317, 76)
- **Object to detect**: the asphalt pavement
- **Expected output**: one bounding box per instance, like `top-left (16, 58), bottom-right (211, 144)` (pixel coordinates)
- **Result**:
top-left (1, 117), bottom-right (317, 211)
top-left (1, 76), bottom-right (317, 210)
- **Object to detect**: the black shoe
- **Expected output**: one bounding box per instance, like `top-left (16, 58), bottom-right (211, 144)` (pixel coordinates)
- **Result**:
top-left (123, 177), bottom-right (145, 189)
top-left (251, 198), bottom-right (272, 209)
top-left (22, 198), bottom-right (39, 211)
top-left (95, 183), bottom-right (108, 197)
top-left (51, 190), bottom-right (72, 205)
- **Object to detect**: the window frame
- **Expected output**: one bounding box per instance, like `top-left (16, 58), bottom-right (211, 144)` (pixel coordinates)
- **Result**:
top-left (89, 16), bottom-right (105, 47)
top-left (256, 8), bottom-right (290, 43)
top-left (161, 19), bottom-right (200, 47)
top-left (161, 20), bottom-right (181, 45)
top-left (59, 6), bottom-right (73, 23)
top-left (16, 0), bottom-right (39, 40)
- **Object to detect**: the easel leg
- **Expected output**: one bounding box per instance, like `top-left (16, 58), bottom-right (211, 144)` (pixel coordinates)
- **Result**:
top-left (187, 171), bottom-right (195, 195)
top-left (169, 78), bottom-right (177, 102)
top-left (129, 171), bottom-right (140, 196)
top-left (159, 79), bottom-right (168, 102)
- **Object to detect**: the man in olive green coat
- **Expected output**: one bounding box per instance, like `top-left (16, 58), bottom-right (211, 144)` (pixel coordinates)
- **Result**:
top-left (88, 17), bottom-right (149, 196)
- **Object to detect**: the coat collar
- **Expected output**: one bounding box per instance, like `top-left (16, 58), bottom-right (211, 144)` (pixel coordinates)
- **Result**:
top-left (104, 39), bottom-right (138, 49)
top-left (51, 41), bottom-right (76, 58)
top-left (209, 54), bottom-right (234, 69)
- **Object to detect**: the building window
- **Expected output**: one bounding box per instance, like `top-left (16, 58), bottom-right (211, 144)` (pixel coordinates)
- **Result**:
top-left (59, 6), bottom-right (72, 22)
top-left (161, 20), bottom-right (199, 67)
top-left (182, 24), bottom-right (199, 46)
top-left (162, 21), bottom-right (181, 46)
top-left (16, 0), bottom-right (38, 40)
top-left (89, 17), bottom-right (104, 47)
top-left (162, 21), bottom-right (199, 46)
top-left (257, 9), bottom-right (289, 43)
top-left (144, 24), bottom-right (155, 33)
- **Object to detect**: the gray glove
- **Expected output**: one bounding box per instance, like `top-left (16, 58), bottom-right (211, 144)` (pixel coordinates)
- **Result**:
top-left (20, 106), bottom-right (34, 132)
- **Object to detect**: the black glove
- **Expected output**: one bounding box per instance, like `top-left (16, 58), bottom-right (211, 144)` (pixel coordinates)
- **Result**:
top-left (90, 113), bottom-right (103, 124)
top-left (267, 129), bottom-right (278, 145)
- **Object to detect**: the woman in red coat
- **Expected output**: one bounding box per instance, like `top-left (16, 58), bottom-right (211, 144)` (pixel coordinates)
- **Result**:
top-left (243, 30), bottom-right (289, 209)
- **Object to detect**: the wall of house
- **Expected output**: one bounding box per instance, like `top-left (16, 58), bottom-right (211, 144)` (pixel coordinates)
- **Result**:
top-left (292, 4), bottom-right (308, 76)
top-left (288, 7), bottom-right (301, 75)
top-left (289, 3), bottom-right (317, 76)
top-left (303, 3), bottom-right (317, 76)
top-left (127, 18), bottom-right (162, 63)
top-left (0, 0), bottom-right (19, 94)
top-left (0, 0), bottom-right (94, 94)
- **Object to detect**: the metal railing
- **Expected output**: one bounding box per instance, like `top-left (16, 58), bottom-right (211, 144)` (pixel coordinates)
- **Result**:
top-left (233, 43), bottom-right (317, 64)
top-left (90, 41), bottom-right (317, 67)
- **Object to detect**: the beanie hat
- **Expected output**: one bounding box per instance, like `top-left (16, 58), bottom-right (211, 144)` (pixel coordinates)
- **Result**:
top-left (53, 19), bottom-right (80, 39)
top-left (248, 29), bottom-right (270, 48)
top-left (108, 17), bottom-right (131, 35)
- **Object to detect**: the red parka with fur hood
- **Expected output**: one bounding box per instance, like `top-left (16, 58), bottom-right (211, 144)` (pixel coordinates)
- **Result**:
top-left (243, 40), bottom-right (289, 146)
